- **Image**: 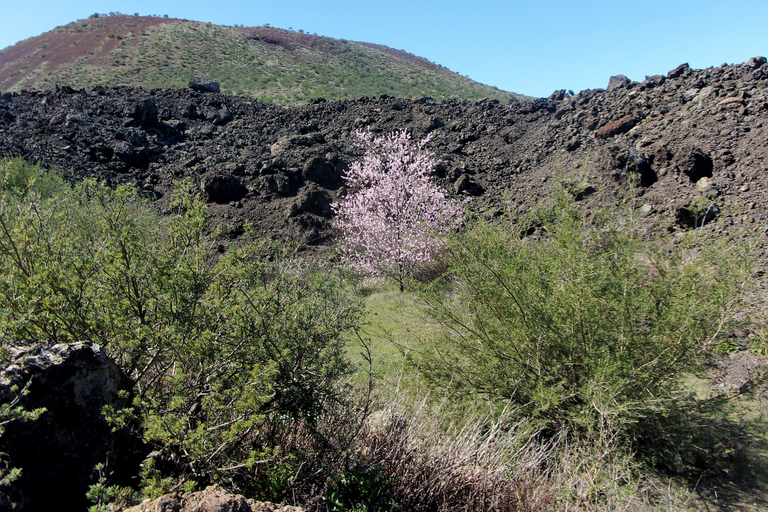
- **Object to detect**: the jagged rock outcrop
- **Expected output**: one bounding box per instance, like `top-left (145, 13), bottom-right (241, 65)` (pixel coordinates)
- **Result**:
top-left (0, 57), bottom-right (766, 248)
top-left (0, 343), bottom-right (145, 512)
top-left (124, 485), bottom-right (304, 512)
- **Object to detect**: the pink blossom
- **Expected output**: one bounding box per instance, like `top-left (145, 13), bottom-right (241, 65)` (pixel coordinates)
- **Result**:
top-left (333, 129), bottom-right (463, 291)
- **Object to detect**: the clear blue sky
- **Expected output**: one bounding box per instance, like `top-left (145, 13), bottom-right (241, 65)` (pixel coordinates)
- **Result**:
top-left (2, 1), bottom-right (766, 98)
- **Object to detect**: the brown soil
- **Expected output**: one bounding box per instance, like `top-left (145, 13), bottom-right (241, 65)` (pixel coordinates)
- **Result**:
top-left (0, 16), bottom-right (169, 90)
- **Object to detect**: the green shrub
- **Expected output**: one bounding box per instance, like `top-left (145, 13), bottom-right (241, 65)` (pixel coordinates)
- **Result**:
top-left (0, 160), bottom-right (364, 496)
top-left (326, 461), bottom-right (397, 512)
top-left (417, 197), bottom-right (753, 441)
top-left (0, 157), bottom-right (69, 200)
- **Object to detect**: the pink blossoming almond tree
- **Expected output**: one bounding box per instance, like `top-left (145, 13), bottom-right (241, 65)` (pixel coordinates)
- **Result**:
top-left (333, 129), bottom-right (464, 291)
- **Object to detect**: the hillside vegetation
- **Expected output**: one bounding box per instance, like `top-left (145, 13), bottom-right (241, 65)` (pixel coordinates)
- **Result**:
top-left (0, 14), bottom-right (522, 106)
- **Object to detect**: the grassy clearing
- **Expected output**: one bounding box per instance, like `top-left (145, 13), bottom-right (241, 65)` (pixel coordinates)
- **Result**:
top-left (343, 279), bottom-right (441, 407)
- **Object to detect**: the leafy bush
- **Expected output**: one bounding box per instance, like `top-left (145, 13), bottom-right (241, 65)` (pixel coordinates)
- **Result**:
top-left (417, 197), bottom-right (753, 441)
top-left (0, 160), bottom-right (364, 496)
top-left (325, 461), bottom-right (397, 512)
top-left (0, 157), bottom-right (70, 201)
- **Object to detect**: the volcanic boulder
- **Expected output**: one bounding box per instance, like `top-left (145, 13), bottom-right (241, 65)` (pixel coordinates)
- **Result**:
top-left (0, 343), bottom-right (144, 512)
top-left (189, 78), bottom-right (221, 93)
top-left (201, 172), bottom-right (248, 203)
top-left (131, 98), bottom-right (158, 128)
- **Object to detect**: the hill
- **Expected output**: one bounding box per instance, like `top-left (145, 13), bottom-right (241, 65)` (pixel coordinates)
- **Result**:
top-left (0, 14), bottom-right (523, 106)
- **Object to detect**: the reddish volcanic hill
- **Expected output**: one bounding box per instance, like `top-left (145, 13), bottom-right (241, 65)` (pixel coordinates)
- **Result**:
top-left (0, 16), bottom-right (169, 90)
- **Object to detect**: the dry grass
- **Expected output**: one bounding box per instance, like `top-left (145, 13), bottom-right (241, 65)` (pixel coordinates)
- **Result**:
top-left (254, 389), bottom-right (698, 511)
top-left (352, 398), bottom-right (690, 512)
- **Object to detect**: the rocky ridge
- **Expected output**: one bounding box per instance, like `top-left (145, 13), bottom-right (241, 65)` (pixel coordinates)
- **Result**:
top-left (0, 57), bottom-right (767, 251)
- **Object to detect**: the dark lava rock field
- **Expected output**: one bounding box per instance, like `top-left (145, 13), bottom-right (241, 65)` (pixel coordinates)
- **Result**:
top-left (1, 58), bottom-right (767, 252)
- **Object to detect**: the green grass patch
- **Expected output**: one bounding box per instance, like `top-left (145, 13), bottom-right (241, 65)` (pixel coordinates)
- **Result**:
top-left (346, 280), bottom-right (443, 396)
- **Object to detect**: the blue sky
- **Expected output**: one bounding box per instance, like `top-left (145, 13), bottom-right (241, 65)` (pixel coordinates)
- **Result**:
top-left (2, 1), bottom-right (766, 98)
